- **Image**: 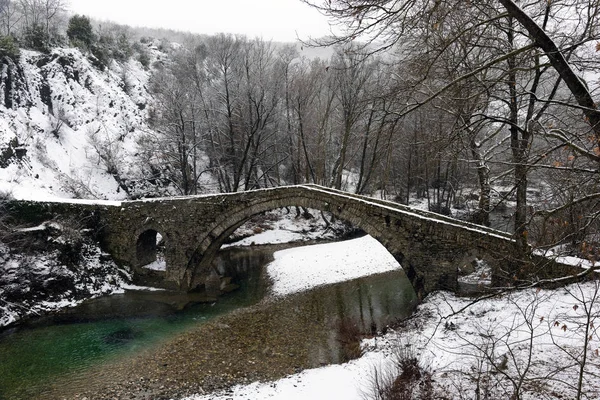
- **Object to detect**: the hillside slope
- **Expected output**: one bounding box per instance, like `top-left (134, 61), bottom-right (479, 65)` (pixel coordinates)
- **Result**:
top-left (0, 47), bottom-right (158, 200)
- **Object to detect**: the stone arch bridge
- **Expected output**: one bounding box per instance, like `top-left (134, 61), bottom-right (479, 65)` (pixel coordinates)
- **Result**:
top-left (9, 185), bottom-right (561, 298)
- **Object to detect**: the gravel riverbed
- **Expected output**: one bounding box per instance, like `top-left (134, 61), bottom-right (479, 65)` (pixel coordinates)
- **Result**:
top-left (42, 277), bottom-right (389, 400)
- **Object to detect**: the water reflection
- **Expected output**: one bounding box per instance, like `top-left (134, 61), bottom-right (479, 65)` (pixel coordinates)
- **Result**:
top-left (285, 270), bottom-right (417, 366)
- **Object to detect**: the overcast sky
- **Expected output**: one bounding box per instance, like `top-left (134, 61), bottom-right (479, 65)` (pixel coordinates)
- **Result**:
top-left (68, 0), bottom-right (332, 42)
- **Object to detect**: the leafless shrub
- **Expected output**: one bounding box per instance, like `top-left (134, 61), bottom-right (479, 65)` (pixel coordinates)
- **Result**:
top-left (432, 285), bottom-right (600, 399)
top-left (547, 279), bottom-right (600, 400)
top-left (337, 317), bottom-right (364, 361)
top-left (49, 106), bottom-right (69, 139)
top-left (389, 344), bottom-right (434, 400)
top-left (362, 363), bottom-right (399, 400)
top-left (57, 171), bottom-right (100, 199)
top-left (363, 343), bottom-right (435, 400)
top-left (87, 125), bottom-right (122, 176)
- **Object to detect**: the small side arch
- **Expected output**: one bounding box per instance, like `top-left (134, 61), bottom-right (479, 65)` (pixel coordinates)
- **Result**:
top-left (135, 228), bottom-right (167, 271)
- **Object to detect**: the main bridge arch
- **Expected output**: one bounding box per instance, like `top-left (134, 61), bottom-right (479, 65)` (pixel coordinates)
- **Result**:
top-left (106, 185), bottom-right (518, 298)
top-left (183, 190), bottom-right (409, 291)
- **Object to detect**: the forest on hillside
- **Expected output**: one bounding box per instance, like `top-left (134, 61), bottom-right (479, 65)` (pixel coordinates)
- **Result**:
top-left (1, 0), bottom-right (600, 261)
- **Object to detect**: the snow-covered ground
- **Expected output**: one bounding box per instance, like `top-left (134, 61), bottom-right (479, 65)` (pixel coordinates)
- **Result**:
top-left (0, 48), bottom-right (147, 200)
top-left (185, 237), bottom-right (600, 400)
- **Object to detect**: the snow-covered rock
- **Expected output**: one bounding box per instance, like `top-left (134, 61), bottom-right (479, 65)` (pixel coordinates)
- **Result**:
top-left (0, 46), bottom-right (159, 200)
top-left (0, 227), bottom-right (131, 328)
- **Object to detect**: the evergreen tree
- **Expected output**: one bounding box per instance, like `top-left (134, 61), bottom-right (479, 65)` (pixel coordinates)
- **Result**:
top-left (0, 35), bottom-right (19, 59)
top-left (67, 14), bottom-right (94, 50)
top-left (22, 23), bottom-right (48, 52)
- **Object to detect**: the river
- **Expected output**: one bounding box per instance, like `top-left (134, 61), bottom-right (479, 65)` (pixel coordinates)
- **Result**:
top-left (0, 240), bottom-right (417, 400)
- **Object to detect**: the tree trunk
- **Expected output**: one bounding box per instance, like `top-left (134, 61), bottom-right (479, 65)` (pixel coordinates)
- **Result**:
top-left (470, 138), bottom-right (491, 227)
top-left (507, 18), bottom-right (530, 253)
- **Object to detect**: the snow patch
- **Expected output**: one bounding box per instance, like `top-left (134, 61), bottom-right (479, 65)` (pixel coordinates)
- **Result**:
top-left (224, 208), bottom-right (349, 248)
top-left (120, 284), bottom-right (166, 292)
top-left (267, 235), bottom-right (401, 297)
top-left (142, 258), bottom-right (166, 271)
top-left (458, 260), bottom-right (492, 285)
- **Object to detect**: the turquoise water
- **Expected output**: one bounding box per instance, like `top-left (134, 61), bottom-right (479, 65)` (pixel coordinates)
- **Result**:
top-left (0, 246), bottom-right (271, 400)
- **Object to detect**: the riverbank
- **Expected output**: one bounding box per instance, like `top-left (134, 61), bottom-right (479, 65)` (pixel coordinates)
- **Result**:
top-left (187, 279), bottom-right (600, 400)
top-left (0, 237), bottom-right (131, 328)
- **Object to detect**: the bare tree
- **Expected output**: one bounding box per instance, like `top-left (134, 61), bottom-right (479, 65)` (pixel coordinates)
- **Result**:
top-left (19, 0), bottom-right (67, 48)
top-left (302, 0), bottom-right (600, 267)
top-left (0, 0), bottom-right (21, 36)
top-left (148, 51), bottom-right (206, 195)
top-left (302, 0), bottom-right (600, 132)
top-left (289, 56), bottom-right (336, 186)
top-left (203, 33), bottom-right (245, 192)
top-left (329, 45), bottom-right (376, 189)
